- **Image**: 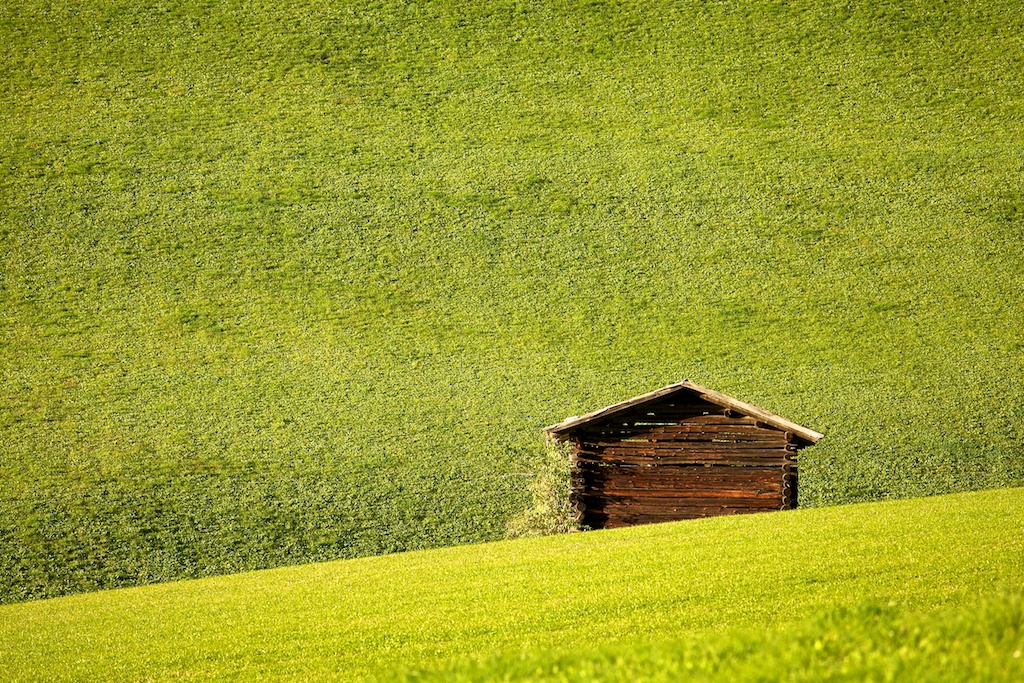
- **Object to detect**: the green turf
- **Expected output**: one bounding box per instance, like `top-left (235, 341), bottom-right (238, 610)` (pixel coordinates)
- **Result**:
top-left (399, 594), bottom-right (1024, 682)
top-left (3, 0), bottom-right (1024, 602)
top-left (1, 488), bottom-right (1022, 682)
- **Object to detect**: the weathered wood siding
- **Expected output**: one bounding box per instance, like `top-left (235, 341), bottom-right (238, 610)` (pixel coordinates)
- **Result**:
top-left (569, 397), bottom-right (798, 529)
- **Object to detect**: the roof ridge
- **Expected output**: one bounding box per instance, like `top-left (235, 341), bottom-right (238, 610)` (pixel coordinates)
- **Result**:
top-left (544, 379), bottom-right (823, 444)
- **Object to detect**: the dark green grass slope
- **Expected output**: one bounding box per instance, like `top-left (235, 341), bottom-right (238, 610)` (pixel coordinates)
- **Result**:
top-left (2, 0), bottom-right (1024, 602)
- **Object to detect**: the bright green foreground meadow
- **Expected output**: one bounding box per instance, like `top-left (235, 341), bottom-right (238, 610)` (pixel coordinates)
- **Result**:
top-left (1, 489), bottom-right (1022, 682)
top-left (3, 0), bottom-right (1024, 602)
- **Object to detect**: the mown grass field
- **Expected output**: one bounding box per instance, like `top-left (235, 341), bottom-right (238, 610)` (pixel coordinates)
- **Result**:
top-left (402, 595), bottom-right (1024, 682)
top-left (2, 0), bottom-right (1024, 603)
top-left (1, 488), bottom-right (1022, 682)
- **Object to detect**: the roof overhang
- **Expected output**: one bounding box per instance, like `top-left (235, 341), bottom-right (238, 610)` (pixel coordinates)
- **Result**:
top-left (544, 380), bottom-right (823, 445)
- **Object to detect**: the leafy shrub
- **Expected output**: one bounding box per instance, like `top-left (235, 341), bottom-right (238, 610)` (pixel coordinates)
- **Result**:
top-left (505, 440), bottom-right (583, 538)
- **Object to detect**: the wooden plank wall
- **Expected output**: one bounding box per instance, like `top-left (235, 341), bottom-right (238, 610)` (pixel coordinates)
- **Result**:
top-left (569, 398), bottom-right (798, 529)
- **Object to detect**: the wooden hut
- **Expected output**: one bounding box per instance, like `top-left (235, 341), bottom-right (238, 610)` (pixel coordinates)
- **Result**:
top-left (544, 380), bottom-right (823, 529)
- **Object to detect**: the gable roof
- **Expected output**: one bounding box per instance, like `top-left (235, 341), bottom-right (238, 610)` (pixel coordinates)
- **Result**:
top-left (544, 380), bottom-right (824, 445)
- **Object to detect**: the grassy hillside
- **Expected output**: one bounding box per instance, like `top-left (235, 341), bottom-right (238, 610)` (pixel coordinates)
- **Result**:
top-left (2, 0), bottom-right (1024, 602)
top-left (1, 489), bottom-right (1022, 682)
top-left (401, 596), bottom-right (1024, 682)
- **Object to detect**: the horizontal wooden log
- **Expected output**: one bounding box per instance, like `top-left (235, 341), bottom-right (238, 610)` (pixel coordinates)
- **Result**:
top-left (577, 458), bottom-right (790, 471)
top-left (575, 450), bottom-right (792, 466)
top-left (585, 493), bottom-right (782, 505)
top-left (575, 469), bottom-right (785, 485)
top-left (575, 472), bottom-right (785, 487)
top-left (572, 461), bottom-right (785, 475)
top-left (577, 443), bottom-right (795, 455)
top-left (576, 485), bottom-right (785, 499)
top-left (577, 464), bottom-right (785, 476)
top-left (572, 462), bottom-right (797, 477)
top-left (618, 435), bottom-right (788, 445)
top-left (609, 436), bottom-right (789, 446)
top-left (575, 455), bottom-right (796, 466)
top-left (574, 437), bottom-right (789, 449)
top-left (593, 501), bottom-right (782, 514)
top-left (578, 459), bottom-right (788, 471)
top-left (577, 458), bottom-right (791, 468)
top-left (575, 487), bottom-right (784, 500)
top-left (574, 486), bottom-right (785, 499)
top-left (578, 472), bottom-right (794, 485)
top-left (577, 444), bottom-right (792, 454)
top-left (571, 438), bottom-right (788, 450)
top-left (585, 494), bottom-right (784, 509)
top-left (586, 488), bottom-right (783, 501)
top-left (578, 439), bottom-right (792, 451)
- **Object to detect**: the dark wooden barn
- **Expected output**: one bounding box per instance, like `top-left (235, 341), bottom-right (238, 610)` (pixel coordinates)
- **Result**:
top-left (544, 380), bottom-right (823, 529)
